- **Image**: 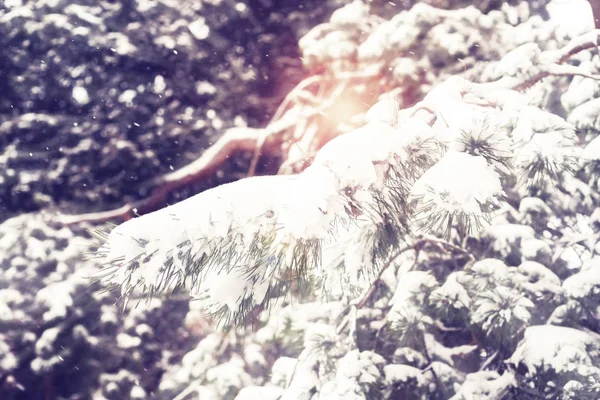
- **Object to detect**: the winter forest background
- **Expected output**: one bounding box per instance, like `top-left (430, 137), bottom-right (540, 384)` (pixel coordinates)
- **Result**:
top-left (1, 0), bottom-right (600, 399)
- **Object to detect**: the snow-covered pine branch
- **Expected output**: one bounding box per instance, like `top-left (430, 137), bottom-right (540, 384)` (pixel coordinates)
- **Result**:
top-left (71, 1), bottom-right (600, 399)
top-left (91, 24), bottom-right (596, 326)
top-left (92, 118), bottom-right (440, 326)
top-left (82, 0), bottom-right (600, 333)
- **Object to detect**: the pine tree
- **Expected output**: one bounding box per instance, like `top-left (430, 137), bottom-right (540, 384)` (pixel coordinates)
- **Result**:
top-left (88, 2), bottom-right (600, 399)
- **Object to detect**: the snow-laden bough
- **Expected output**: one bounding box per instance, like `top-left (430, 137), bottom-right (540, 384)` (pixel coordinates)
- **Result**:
top-left (92, 66), bottom-right (585, 326)
top-left (93, 119), bottom-right (443, 325)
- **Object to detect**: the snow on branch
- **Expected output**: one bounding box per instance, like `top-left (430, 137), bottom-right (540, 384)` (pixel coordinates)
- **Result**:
top-left (92, 119), bottom-right (441, 326)
top-left (85, 14), bottom-right (600, 328)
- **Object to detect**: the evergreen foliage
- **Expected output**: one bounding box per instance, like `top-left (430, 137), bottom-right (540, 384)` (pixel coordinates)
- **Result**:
top-left (88, 1), bottom-right (600, 399)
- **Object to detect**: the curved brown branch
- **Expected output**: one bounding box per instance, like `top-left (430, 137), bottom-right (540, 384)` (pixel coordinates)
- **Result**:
top-left (556, 29), bottom-right (600, 64)
top-left (57, 127), bottom-right (269, 226)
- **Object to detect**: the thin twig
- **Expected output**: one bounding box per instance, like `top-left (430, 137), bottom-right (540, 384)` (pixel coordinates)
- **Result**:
top-left (421, 235), bottom-right (476, 261)
top-left (336, 239), bottom-right (425, 336)
top-left (339, 236), bottom-right (474, 335)
top-left (479, 349), bottom-right (499, 371)
top-left (336, 242), bottom-right (419, 335)
top-left (357, 242), bottom-right (418, 309)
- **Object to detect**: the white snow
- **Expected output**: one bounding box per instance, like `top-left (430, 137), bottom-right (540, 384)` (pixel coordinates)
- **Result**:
top-left (476, 251), bottom-right (515, 276)
top-left (106, 32), bottom-right (137, 55)
top-left (559, 246), bottom-right (585, 271)
top-left (5, 0), bottom-right (23, 8)
top-left (365, 98), bottom-right (398, 126)
top-left (0, 340), bottom-right (17, 371)
top-left (116, 333), bottom-right (142, 349)
top-left (515, 261), bottom-right (562, 295)
top-left (235, 386), bottom-right (283, 400)
top-left (35, 327), bottom-right (61, 356)
top-left (36, 280), bottom-right (74, 322)
top-left (64, 4), bottom-right (102, 26)
top-left (582, 136), bottom-right (600, 161)
top-left (492, 43), bottom-right (539, 78)
top-left (270, 357), bottom-right (298, 387)
top-left (195, 81), bottom-right (217, 95)
top-left (280, 366), bottom-right (319, 400)
top-left (389, 271), bottom-right (437, 311)
top-left (518, 197), bottom-right (552, 218)
top-left (189, 18), bottom-right (210, 40)
top-left (312, 121), bottom-right (399, 189)
top-left (202, 270), bottom-right (250, 312)
top-left (411, 151), bottom-right (504, 215)
top-left (130, 386), bottom-right (147, 399)
top-left (384, 364), bottom-right (427, 386)
top-left (206, 356), bottom-right (252, 398)
top-left (509, 325), bottom-right (600, 374)
top-left (118, 89), bottom-right (137, 104)
top-left (153, 75), bottom-right (166, 93)
top-left (97, 114), bottom-right (436, 313)
top-left (514, 132), bottom-right (579, 177)
top-left (279, 323), bottom-right (338, 400)
top-left (449, 111), bottom-right (512, 163)
top-left (561, 69), bottom-right (600, 111)
top-left (91, 8), bottom-right (600, 335)
top-left (72, 86), bottom-right (90, 105)
top-left (568, 98), bottom-right (600, 132)
top-left (562, 264), bottom-right (600, 299)
top-left (520, 238), bottom-right (552, 262)
top-left (280, 168), bottom-right (341, 239)
top-left (0, 289), bottom-right (23, 321)
top-left (330, 0), bottom-right (370, 27)
top-left (431, 272), bottom-right (471, 309)
top-left (303, 323), bottom-right (338, 357)
top-left (318, 350), bottom-right (385, 399)
top-left (450, 371), bottom-right (515, 400)
top-left (513, 107), bottom-right (574, 144)
top-left (546, 0), bottom-right (595, 38)
top-left (479, 224), bottom-right (535, 255)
